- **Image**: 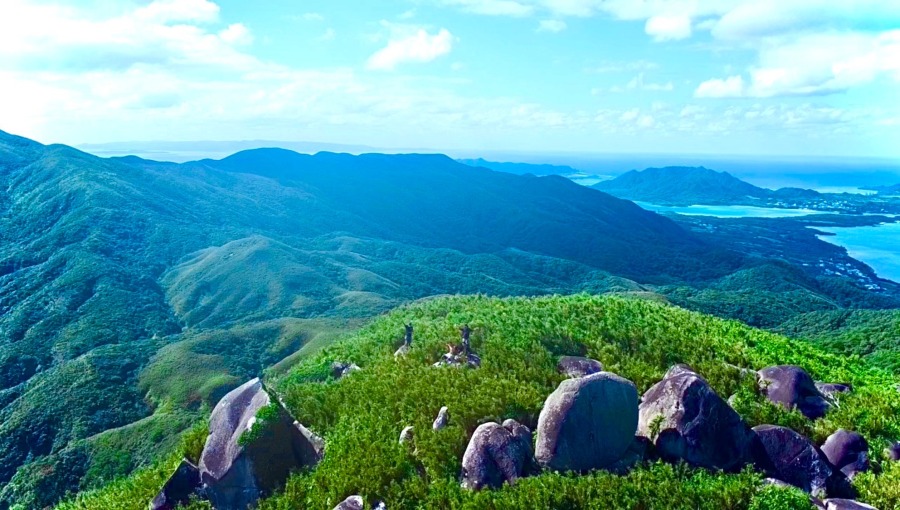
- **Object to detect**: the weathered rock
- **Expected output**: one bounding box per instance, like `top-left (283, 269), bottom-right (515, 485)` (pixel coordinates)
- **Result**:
top-left (394, 344), bottom-right (410, 357)
top-left (638, 369), bottom-right (755, 472)
top-left (557, 356), bottom-right (603, 378)
top-left (605, 436), bottom-right (652, 475)
top-left (752, 424), bottom-right (847, 498)
top-left (824, 499), bottom-right (878, 510)
top-left (149, 459), bottom-right (201, 510)
top-left (199, 378), bottom-right (324, 510)
top-left (886, 442), bottom-right (900, 461)
top-left (331, 361), bottom-right (361, 379)
top-left (433, 406), bottom-right (449, 430)
top-left (536, 371), bottom-right (638, 472)
top-left (664, 363), bottom-right (696, 379)
top-left (333, 495), bottom-right (365, 510)
top-left (399, 426), bottom-right (414, 445)
top-left (758, 365), bottom-right (830, 419)
top-left (816, 383), bottom-right (852, 398)
top-left (461, 420), bottom-right (533, 490)
top-left (821, 429), bottom-right (869, 478)
top-left (433, 350), bottom-right (481, 368)
top-left (762, 477), bottom-right (794, 489)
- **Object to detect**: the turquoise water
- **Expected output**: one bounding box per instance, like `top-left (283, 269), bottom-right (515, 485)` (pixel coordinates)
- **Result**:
top-left (817, 222), bottom-right (900, 283)
top-left (634, 202), bottom-right (820, 218)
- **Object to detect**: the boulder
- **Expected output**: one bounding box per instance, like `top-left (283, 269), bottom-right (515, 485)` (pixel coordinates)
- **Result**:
top-left (198, 378), bottom-right (324, 509)
top-left (535, 372), bottom-right (638, 472)
top-left (334, 495), bottom-right (365, 510)
top-left (887, 442), bottom-right (900, 461)
top-left (461, 420), bottom-right (533, 490)
top-left (664, 363), bottom-right (696, 379)
top-left (433, 407), bottom-right (449, 431)
top-left (824, 499), bottom-right (879, 510)
top-left (331, 361), bottom-right (361, 380)
top-left (752, 424), bottom-right (847, 498)
top-left (557, 356), bottom-right (603, 378)
top-left (149, 459), bottom-right (201, 510)
top-left (816, 383), bottom-right (852, 398)
top-left (637, 369), bottom-right (755, 472)
top-left (758, 365), bottom-right (830, 419)
top-left (399, 426), bottom-right (414, 445)
top-left (605, 436), bottom-right (652, 475)
top-left (821, 429), bottom-right (869, 478)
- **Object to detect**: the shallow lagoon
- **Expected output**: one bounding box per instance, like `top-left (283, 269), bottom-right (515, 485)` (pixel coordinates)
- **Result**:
top-left (817, 222), bottom-right (900, 283)
top-left (634, 202), bottom-right (820, 218)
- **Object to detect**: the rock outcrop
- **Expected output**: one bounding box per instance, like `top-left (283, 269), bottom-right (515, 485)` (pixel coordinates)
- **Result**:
top-left (816, 383), bottom-right (852, 399)
top-left (461, 420), bottom-right (533, 490)
top-left (333, 495), bottom-right (365, 510)
top-left (758, 366), bottom-right (830, 419)
top-left (821, 429), bottom-right (869, 479)
top-left (149, 459), bottom-right (201, 510)
top-left (535, 372), bottom-right (638, 472)
top-left (637, 366), bottom-right (756, 472)
top-left (823, 499), bottom-right (879, 510)
top-left (752, 424), bottom-right (847, 497)
top-left (887, 442), bottom-right (900, 461)
top-left (399, 426), bottom-right (414, 445)
top-left (198, 378), bottom-right (324, 509)
top-left (433, 407), bottom-right (449, 431)
top-left (331, 361), bottom-right (361, 380)
top-left (557, 356), bottom-right (603, 378)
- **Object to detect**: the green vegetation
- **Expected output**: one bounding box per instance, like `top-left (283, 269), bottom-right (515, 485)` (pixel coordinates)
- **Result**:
top-left (779, 309), bottom-right (900, 372)
top-left (56, 295), bottom-right (900, 509)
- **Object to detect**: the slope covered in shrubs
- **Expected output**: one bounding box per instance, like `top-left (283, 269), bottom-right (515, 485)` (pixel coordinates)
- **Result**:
top-left (58, 295), bottom-right (900, 509)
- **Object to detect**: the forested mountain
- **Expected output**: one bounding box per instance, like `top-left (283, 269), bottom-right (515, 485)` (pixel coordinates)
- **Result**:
top-left (0, 131), bottom-right (733, 507)
top-left (0, 130), bottom-right (897, 508)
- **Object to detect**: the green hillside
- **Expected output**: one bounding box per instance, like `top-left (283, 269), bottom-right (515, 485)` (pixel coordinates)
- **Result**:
top-left (57, 295), bottom-right (900, 510)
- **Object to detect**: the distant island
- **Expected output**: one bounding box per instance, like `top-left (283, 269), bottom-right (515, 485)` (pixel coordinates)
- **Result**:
top-left (593, 166), bottom-right (900, 214)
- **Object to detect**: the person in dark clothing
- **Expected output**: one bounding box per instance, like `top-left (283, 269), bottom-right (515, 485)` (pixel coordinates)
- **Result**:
top-left (404, 323), bottom-right (413, 347)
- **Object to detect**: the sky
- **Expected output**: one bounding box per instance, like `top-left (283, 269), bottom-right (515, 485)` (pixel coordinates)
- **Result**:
top-left (1, 0), bottom-right (899, 158)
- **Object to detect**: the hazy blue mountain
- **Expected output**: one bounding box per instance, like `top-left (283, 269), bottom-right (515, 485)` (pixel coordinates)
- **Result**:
top-left (456, 157), bottom-right (583, 176)
top-left (592, 166), bottom-right (775, 205)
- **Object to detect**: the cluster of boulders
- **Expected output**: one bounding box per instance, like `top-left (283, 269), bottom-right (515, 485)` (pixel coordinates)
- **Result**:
top-left (450, 358), bottom-right (892, 510)
top-left (150, 378), bottom-right (324, 510)
top-left (150, 338), bottom-right (896, 510)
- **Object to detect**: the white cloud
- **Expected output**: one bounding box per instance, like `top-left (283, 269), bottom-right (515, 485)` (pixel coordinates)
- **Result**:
top-left (537, 19), bottom-right (567, 33)
top-left (626, 73), bottom-right (674, 91)
top-left (219, 23), bottom-right (252, 44)
top-left (645, 15), bottom-right (691, 41)
top-left (438, 0), bottom-right (533, 17)
top-left (695, 75), bottom-right (745, 98)
top-left (366, 28), bottom-right (455, 71)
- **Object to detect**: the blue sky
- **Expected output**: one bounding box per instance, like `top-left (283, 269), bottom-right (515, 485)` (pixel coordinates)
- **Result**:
top-left (1, 0), bottom-right (899, 157)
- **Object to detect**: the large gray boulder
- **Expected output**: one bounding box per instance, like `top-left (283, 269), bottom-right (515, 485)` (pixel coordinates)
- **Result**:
top-left (758, 366), bottom-right (830, 419)
top-left (199, 378), bottom-right (324, 509)
top-left (460, 420), bottom-right (533, 490)
top-left (816, 383), bottom-right (852, 399)
top-left (149, 459), bottom-right (201, 510)
top-left (752, 424), bottom-right (848, 498)
top-left (557, 356), bottom-right (603, 378)
top-left (824, 499), bottom-right (878, 510)
top-left (821, 429), bottom-right (869, 479)
top-left (535, 372), bottom-right (638, 472)
top-left (637, 368), bottom-right (756, 472)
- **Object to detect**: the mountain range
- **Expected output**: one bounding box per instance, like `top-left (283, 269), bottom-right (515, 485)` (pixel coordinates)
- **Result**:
top-left (1, 130), bottom-right (898, 508)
